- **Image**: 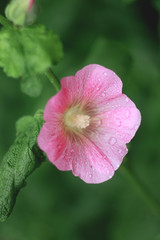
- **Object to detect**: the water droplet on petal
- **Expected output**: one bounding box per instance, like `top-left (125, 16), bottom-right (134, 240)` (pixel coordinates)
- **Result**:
top-left (89, 174), bottom-right (92, 178)
top-left (70, 149), bottom-right (74, 153)
top-left (134, 124), bottom-right (139, 130)
top-left (125, 97), bottom-right (129, 102)
top-left (118, 149), bottom-right (122, 154)
top-left (109, 137), bottom-right (116, 145)
top-left (126, 110), bottom-right (130, 118)
top-left (103, 72), bottom-right (107, 76)
top-left (102, 93), bottom-right (105, 97)
top-left (97, 87), bottom-right (100, 90)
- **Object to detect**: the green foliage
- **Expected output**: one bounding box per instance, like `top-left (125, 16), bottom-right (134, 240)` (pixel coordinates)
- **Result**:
top-left (0, 24), bottom-right (63, 96)
top-left (20, 25), bottom-right (63, 75)
top-left (0, 28), bottom-right (25, 78)
top-left (0, 110), bottom-right (45, 222)
top-left (0, 0), bottom-right (160, 239)
top-left (20, 75), bottom-right (43, 97)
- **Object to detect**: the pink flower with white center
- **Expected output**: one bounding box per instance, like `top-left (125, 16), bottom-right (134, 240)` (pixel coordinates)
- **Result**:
top-left (38, 64), bottom-right (141, 184)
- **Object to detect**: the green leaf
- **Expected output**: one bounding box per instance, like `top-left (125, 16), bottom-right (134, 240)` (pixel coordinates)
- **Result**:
top-left (0, 24), bottom-right (63, 81)
top-left (20, 25), bottom-right (63, 75)
top-left (0, 110), bottom-right (45, 222)
top-left (0, 28), bottom-right (25, 78)
top-left (20, 75), bottom-right (43, 97)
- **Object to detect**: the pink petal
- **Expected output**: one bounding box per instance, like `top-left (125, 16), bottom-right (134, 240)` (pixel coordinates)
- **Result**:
top-left (37, 122), bottom-right (72, 171)
top-left (43, 89), bottom-right (68, 122)
top-left (97, 94), bottom-right (141, 143)
top-left (82, 64), bottom-right (122, 105)
top-left (61, 64), bottom-right (122, 106)
top-left (88, 130), bottom-right (128, 170)
top-left (87, 94), bottom-right (141, 170)
top-left (71, 137), bottom-right (114, 184)
top-left (60, 65), bottom-right (96, 104)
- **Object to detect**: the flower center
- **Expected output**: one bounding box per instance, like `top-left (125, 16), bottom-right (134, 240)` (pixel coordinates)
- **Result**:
top-left (63, 106), bottom-right (90, 131)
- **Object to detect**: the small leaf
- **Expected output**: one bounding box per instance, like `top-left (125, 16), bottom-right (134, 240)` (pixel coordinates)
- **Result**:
top-left (20, 25), bottom-right (63, 75)
top-left (0, 28), bottom-right (25, 78)
top-left (0, 24), bottom-right (63, 85)
top-left (0, 110), bottom-right (45, 222)
top-left (20, 75), bottom-right (43, 97)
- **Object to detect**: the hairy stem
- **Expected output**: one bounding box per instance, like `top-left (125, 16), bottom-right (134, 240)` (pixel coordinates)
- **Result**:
top-left (120, 165), bottom-right (160, 217)
top-left (45, 68), bottom-right (61, 92)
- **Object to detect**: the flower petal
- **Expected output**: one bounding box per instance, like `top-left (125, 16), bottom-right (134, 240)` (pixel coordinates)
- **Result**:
top-left (60, 65), bottom-right (96, 104)
top-left (37, 122), bottom-right (72, 171)
top-left (87, 94), bottom-right (141, 170)
top-left (71, 137), bottom-right (114, 184)
top-left (88, 130), bottom-right (128, 170)
top-left (97, 94), bottom-right (141, 143)
top-left (82, 64), bottom-right (122, 105)
top-left (43, 89), bottom-right (67, 122)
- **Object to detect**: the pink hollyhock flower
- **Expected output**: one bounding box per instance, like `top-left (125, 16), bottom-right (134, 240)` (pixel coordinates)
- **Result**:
top-left (38, 64), bottom-right (141, 184)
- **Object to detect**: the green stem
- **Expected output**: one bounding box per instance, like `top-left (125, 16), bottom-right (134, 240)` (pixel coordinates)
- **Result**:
top-left (0, 14), bottom-right (12, 28)
top-left (120, 165), bottom-right (160, 217)
top-left (45, 68), bottom-right (61, 92)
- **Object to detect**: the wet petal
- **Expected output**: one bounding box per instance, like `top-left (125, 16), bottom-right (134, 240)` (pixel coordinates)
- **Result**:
top-left (97, 94), bottom-right (141, 143)
top-left (38, 122), bottom-right (72, 171)
top-left (60, 65), bottom-right (96, 104)
top-left (82, 64), bottom-right (122, 105)
top-left (88, 130), bottom-right (128, 170)
top-left (71, 137), bottom-right (114, 183)
top-left (44, 89), bottom-right (67, 122)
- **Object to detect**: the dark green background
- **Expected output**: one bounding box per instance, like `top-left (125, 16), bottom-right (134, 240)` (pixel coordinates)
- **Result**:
top-left (0, 0), bottom-right (160, 239)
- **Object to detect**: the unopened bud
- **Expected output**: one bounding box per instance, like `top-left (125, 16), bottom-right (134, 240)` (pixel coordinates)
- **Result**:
top-left (5, 0), bottom-right (39, 26)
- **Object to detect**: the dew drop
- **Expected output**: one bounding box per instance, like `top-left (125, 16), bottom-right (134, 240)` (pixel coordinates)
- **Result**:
top-left (89, 174), bottom-right (92, 178)
top-left (103, 72), bottom-right (107, 76)
top-left (109, 137), bottom-right (116, 145)
top-left (126, 110), bottom-right (130, 118)
top-left (118, 149), bottom-right (122, 154)
top-left (97, 87), bottom-right (100, 90)
top-left (125, 97), bottom-right (129, 102)
top-left (102, 93), bottom-right (105, 97)
top-left (70, 149), bottom-right (74, 153)
top-left (134, 124), bottom-right (139, 130)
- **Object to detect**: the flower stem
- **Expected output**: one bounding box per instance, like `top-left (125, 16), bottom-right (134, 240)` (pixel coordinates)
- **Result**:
top-left (120, 165), bottom-right (160, 217)
top-left (0, 14), bottom-right (12, 28)
top-left (45, 68), bottom-right (61, 92)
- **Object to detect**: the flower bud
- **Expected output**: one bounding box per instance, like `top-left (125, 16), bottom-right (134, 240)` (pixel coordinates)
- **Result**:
top-left (5, 0), bottom-right (39, 26)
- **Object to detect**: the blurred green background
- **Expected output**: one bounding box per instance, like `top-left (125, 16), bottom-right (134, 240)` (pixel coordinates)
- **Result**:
top-left (0, 0), bottom-right (160, 239)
